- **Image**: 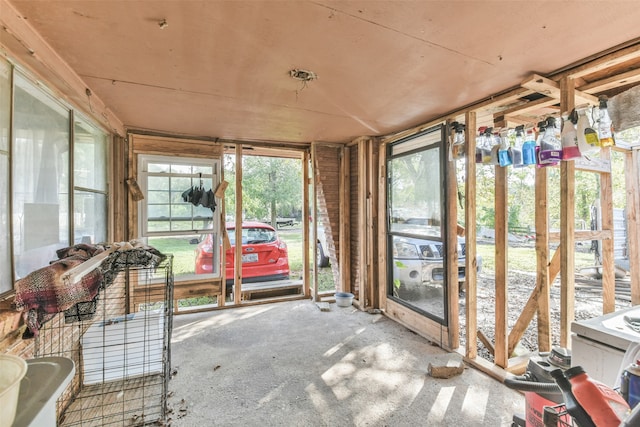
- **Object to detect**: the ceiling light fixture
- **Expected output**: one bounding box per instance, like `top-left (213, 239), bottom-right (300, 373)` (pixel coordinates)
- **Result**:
top-left (289, 69), bottom-right (317, 82)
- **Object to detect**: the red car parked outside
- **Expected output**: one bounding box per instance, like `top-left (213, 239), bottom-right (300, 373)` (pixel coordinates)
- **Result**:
top-left (195, 221), bottom-right (290, 284)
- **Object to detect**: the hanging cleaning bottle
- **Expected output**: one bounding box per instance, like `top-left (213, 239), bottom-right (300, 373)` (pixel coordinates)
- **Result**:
top-left (565, 365), bottom-right (629, 426)
top-left (488, 128), bottom-right (501, 165)
top-left (550, 369), bottom-right (597, 427)
top-left (451, 122), bottom-right (466, 160)
top-left (522, 126), bottom-right (536, 166)
top-left (598, 95), bottom-right (615, 147)
top-left (561, 111), bottom-right (581, 160)
top-left (498, 128), bottom-right (513, 167)
top-left (482, 127), bottom-right (494, 164)
top-left (510, 125), bottom-right (524, 167)
top-left (538, 117), bottom-right (562, 166)
top-left (576, 106), bottom-right (600, 156)
top-left (475, 126), bottom-right (487, 164)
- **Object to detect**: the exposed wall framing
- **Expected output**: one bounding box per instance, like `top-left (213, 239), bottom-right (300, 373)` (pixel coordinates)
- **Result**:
top-left (380, 41), bottom-right (640, 375)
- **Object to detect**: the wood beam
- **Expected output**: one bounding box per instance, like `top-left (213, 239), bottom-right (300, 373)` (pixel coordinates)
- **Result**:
top-left (522, 74), bottom-right (598, 106)
top-left (535, 163), bottom-right (552, 352)
top-left (549, 229), bottom-right (613, 242)
top-left (446, 120), bottom-right (460, 350)
top-left (601, 148), bottom-right (615, 313)
top-left (465, 111), bottom-right (478, 360)
top-left (234, 144), bottom-right (243, 305)
top-left (377, 145), bottom-right (387, 309)
top-left (560, 77), bottom-right (576, 348)
top-left (303, 150), bottom-right (311, 299)
top-left (562, 41), bottom-right (640, 79)
top-left (578, 68), bottom-right (640, 94)
top-left (494, 164), bottom-right (508, 367)
top-left (508, 249), bottom-right (560, 355)
top-left (627, 149), bottom-right (640, 305)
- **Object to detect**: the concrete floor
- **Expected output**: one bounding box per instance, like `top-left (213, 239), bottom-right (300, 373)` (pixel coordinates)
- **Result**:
top-left (168, 299), bottom-right (524, 426)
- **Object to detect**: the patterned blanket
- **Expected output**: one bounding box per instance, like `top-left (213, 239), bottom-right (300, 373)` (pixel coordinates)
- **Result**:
top-left (14, 241), bottom-right (165, 336)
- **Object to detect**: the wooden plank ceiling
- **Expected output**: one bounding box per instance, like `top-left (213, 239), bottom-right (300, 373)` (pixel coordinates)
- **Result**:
top-left (3, 0), bottom-right (640, 144)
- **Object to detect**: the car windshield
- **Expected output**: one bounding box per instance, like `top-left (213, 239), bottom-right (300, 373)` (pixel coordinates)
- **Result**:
top-left (227, 227), bottom-right (277, 245)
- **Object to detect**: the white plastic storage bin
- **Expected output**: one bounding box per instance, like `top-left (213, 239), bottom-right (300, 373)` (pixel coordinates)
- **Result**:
top-left (81, 311), bottom-right (164, 385)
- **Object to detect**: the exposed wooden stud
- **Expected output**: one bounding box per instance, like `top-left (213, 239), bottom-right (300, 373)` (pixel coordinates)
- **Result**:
top-left (358, 139), bottom-right (368, 306)
top-left (302, 150), bottom-right (311, 299)
top-left (494, 162), bottom-right (508, 367)
top-left (549, 229), bottom-right (613, 242)
top-left (464, 111), bottom-right (478, 360)
top-left (627, 149), bottom-right (640, 305)
top-left (560, 77), bottom-right (576, 348)
top-left (377, 144), bottom-right (387, 309)
top-left (601, 147), bottom-right (616, 313)
top-left (563, 42), bottom-right (640, 79)
top-left (340, 147), bottom-right (350, 295)
top-left (521, 73), bottom-right (598, 105)
top-left (311, 142), bottom-right (319, 302)
top-left (535, 163), bottom-right (552, 352)
top-left (234, 144), bottom-right (243, 305)
top-left (445, 120), bottom-right (459, 350)
top-left (367, 140), bottom-right (380, 309)
top-left (578, 68), bottom-right (640, 94)
top-left (477, 330), bottom-right (495, 357)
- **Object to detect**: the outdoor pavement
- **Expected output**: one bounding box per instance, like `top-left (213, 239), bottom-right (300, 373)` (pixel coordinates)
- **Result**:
top-left (168, 299), bottom-right (524, 426)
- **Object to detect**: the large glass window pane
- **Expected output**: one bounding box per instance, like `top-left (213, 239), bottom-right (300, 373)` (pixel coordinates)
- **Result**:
top-left (73, 115), bottom-right (108, 245)
top-left (13, 73), bottom-right (70, 278)
top-left (141, 156), bottom-right (220, 280)
top-left (74, 118), bottom-right (107, 191)
top-left (0, 58), bottom-right (11, 294)
top-left (387, 127), bottom-right (446, 323)
top-left (73, 191), bottom-right (107, 244)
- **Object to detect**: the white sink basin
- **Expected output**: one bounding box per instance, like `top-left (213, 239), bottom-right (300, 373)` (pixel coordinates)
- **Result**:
top-left (13, 357), bottom-right (75, 427)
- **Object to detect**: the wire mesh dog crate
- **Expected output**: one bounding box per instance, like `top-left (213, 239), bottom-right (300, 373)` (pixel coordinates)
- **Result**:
top-left (33, 255), bottom-right (173, 426)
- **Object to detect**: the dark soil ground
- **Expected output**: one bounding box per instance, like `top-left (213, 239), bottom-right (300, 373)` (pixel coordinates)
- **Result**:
top-left (460, 268), bottom-right (633, 362)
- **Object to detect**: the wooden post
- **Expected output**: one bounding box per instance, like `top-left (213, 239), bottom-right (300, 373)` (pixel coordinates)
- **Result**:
top-left (600, 147), bottom-right (615, 313)
top-left (339, 147), bottom-right (350, 295)
top-left (464, 111), bottom-right (478, 359)
top-left (494, 161), bottom-right (508, 367)
top-left (627, 149), bottom-right (640, 305)
top-left (367, 140), bottom-right (379, 309)
top-left (358, 139), bottom-right (368, 306)
top-left (377, 144), bottom-right (387, 309)
top-left (535, 164), bottom-right (551, 350)
top-left (446, 120), bottom-right (460, 350)
top-left (234, 144), bottom-right (243, 305)
top-left (311, 142), bottom-right (319, 302)
top-left (560, 77), bottom-right (576, 347)
top-left (302, 150), bottom-right (311, 298)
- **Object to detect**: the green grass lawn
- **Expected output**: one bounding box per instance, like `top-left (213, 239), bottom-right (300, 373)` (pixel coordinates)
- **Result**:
top-left (476, 242), bottom-right (596, 273)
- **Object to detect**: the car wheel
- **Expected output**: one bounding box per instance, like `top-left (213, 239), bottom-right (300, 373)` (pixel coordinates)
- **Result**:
top-left (317, 241), bottom-right (329, 267)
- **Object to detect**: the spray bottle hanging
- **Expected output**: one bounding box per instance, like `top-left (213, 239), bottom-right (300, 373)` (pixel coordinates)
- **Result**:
top-left (522, 126), bottom-right (537, 166)
top-left (561, 110), bottom-right (581, 160)
top-left (576, 106), bottom-right (600, 156)
top-left (598, 95), bottom-right (615, 148)
top-left (510, 125), bottom-right (524, 167)
top-left (538, 116), bottom-right (562, 166)
top-left (498, 128), bottom-right (513, 167)
top-left (450, 121), bottom-right (466, 160)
